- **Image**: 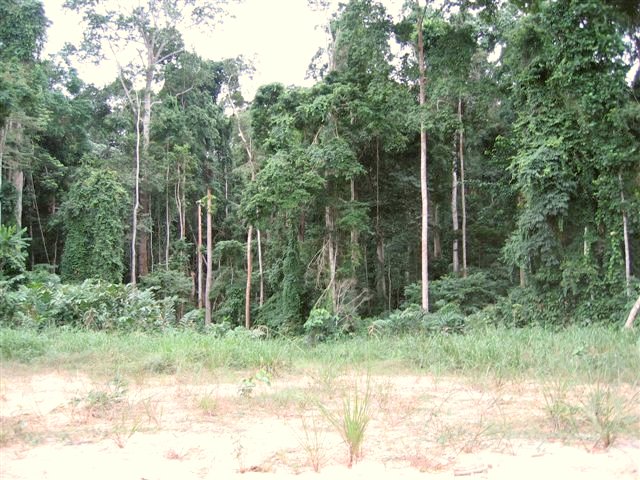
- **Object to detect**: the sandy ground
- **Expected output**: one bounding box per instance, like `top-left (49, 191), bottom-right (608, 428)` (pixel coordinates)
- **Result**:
top-left (0, 368), bottom-right (638, 479)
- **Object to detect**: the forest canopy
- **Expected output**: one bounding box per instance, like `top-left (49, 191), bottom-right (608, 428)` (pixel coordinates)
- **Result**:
top-left (1, 0), bottom-right (638, 334)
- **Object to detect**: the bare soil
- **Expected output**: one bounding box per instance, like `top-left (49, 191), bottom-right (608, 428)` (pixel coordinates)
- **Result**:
top-left (1, 368), bottom-right (638, 479)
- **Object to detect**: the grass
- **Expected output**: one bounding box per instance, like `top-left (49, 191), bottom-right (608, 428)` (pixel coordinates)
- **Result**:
top-left (319, 376), bottom-right (371, 467)
top-left (1, 325), bottom-right (637, 383)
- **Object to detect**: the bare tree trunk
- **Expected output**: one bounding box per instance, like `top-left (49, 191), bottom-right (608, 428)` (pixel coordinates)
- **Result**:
top-left (351, 177), bottom-right (359, 269)
top-left (459, 97), bottom-right (468, 278)
top-left (257, 229), bottom-right (264, 306)
top-left (325, 205), bottom-right (338, 312)
top-left (245, 225), bottom-right (253, 329)
top-left (624, 295), bottom-right (640, 329)
top-left (226, 90), bottom-right (262, 326)
top-left (375, 139), bottom-right (386, 298)
top-left (432, 203), bottom-right (441, 259)
top-left (387, 259), bottom-right (392, 310)
top-left (519, 267), bottom-right (527, 288)
top-left (451, 137), bottom-right (459, 274)
top-left (619, 173), bottom-right (631, 297)
top-left (165, 166), bottom-right (170, 267)
top-left (417, 6), bottom-right (429, 312)
top-left (224, 165), bottom-right (229, 219)
top-left (10, 168), bottom-right (23, 228)
top-left (0, 122), bottom-right (8, 225)
top-left (205, 189), bottom-right (213, 325)
top-left (131, 96), bottom-right (142, 285)
top-left (137, 62), bottom-right (154, 279)
top-left (376, 237), bottom-right (386, 299)
top-left (197, 202), bottom-right (203, 309)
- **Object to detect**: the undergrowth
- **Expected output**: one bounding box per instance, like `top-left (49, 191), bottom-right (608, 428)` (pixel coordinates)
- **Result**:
top-left (0, 325), bottom-right (637, 383)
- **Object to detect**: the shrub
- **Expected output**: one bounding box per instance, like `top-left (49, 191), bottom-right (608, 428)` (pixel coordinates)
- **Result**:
top-left (404, 271), bottom-right (507, 315)
top-left (0, 279), bottom-right (176, 332)
top-left (304, 308), bottom-right (338, 344)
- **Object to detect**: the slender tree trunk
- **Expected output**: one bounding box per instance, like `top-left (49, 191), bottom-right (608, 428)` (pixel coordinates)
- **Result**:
top-left (619, 174), bottom-right (631, 297)
top-left (224, 165), bottom-right (229, 219)
top-left (519, 266), bottom-right (527, 288)
top-left (375, 139), bottom-right (385, 298)
top-left (197, 202), bottom-right (203, 309)
top-left (0, 122), bottom-right (8, 225)
top-left (433, 203), bottom-right (441, 259)
top-left (136, 61), bottom-right (154, 279)
top-left (165, 166), bottom-right (170, 267)
top-left (417, 6), bottom-right (429, 312)
top-left (10, 169), bottom-right (23, 228)
top-left (205, 189), bottom-right (213, 325)
top-left (376, 237), bottom-right (386, 299)
top-left (298, 212), bottom-right (305, 242)
top-left (131, 97), bottom-right (142, 285)
top-left (257, 228), bottom-right (264, 307)
top-left (351, 177), bottom-right (359, 269)
top-left (451, 137), bottom-right (459, 274)
top-left (459, 97), bottom-right (468, 278)
top-left (326, 205), bottom-right (338, 312)
top-left (226, 91), bottom-right (261, 326)
top-left (245, 225), bottom-right (253, 328)
top-left (624, 295), bottom-right (640, 329)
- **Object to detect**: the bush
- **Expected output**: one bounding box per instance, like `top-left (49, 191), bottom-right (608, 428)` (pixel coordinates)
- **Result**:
top-left (404, 271), bottom-right (508, 315)
top-left (0, 279), bottom-right (177, 332)
top-left (303, 308), bottom-right (338, 344)
top-left (368, 305), bottom-right (426, 336)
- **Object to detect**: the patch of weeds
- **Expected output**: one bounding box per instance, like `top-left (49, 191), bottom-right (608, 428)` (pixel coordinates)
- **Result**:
top-left (542, 379), bottom-right (580, 434)
top-left (143, 354), bottom-right (177, 374)
top-left (581, 382), bottom-right (639, 448)
top-left (140, 396), bottom-right (163, 427)
top-left (111, 403), bottom-right (143, 448)
top-left (320, 377), bottom-right (371, 467)
top-left (238, 369), bottom-right (271, 398)
top-left (308, 361), bottom-right (343, 395)
top-left (197, 391), bottom-right (218, 416)
top-left (297, 412), bottom-right (328, 473)
top-left (0, 416), bottom-right (38, 446)
top-left (73, 376), bottom-right (128, 417)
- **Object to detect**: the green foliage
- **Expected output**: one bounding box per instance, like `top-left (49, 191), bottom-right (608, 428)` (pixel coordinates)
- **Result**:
top-left (370, 303), bottom-right (465, 335)
top-left (0, 328), bottom-right (47, 362)
top-left (502, 0), bottom-right (636, 313)
top-left (320, 378), bottom-right (371, 467)
top-left (0, 225), bottom-right (29, 280)
top-left (1, 279), bottom-right (176, 331)
top-left (304, 308), bottom-right (338, 344)
top-left (60, 167), bottom-right (128, 283)
top-left (0, 0), bottom-right (48, 62)
top-left (139, 268), bottom-right (192, 316)
top-left (404, 271), bottom-right (508, 314)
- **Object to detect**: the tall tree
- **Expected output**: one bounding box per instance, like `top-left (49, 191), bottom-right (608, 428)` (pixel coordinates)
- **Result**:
top-left (502, 0), bottom-right (637, 320)
top-left (64, 0), bottom-right (232, 283)
top-left (0, 0), bottom-right (49, 228)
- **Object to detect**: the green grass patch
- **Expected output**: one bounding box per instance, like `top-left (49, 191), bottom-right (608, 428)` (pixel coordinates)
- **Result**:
top-left (0, 325), bottom-right (637, 383)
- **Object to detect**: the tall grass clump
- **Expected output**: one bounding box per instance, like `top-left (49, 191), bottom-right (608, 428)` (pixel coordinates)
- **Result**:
top-left (320, 378), bottom-right (371, 467)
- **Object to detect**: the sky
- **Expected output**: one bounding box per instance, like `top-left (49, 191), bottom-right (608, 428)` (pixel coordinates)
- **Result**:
top-left (41, 0), bottom-right (405, 99)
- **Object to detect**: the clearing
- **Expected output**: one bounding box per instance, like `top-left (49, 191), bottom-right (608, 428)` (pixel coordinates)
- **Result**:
top-left (1, 367), bottom-right (638, 479)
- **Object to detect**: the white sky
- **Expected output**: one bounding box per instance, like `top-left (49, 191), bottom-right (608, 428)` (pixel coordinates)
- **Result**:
top-left (42, 0), bottom-right (406, 100)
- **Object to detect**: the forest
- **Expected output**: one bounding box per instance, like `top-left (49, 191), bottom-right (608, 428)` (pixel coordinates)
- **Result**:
top-left (1, 0), bottom-right (639, 335)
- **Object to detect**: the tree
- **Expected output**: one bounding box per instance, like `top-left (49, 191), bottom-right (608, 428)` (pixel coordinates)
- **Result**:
top-left (61, 166), bottom-right (128, 283)
top-left (502, 0), bottom-right (637, 321)
top-left (416, 2), bottom-right (430, 311)
top-left (64, 0), bottom-right (233, 283)
top-left (0, 0), bottom-right (49, 228)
